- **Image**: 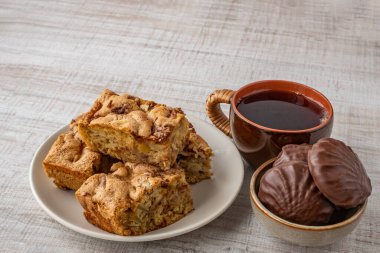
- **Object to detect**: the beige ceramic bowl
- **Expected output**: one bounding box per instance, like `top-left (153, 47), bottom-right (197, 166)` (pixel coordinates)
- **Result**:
top-left (250, 158), bottom-right (367, 247)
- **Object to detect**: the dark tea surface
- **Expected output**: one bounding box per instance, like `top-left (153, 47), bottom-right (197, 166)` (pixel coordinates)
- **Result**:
top-left (237, 90), bottom-right (325, 130)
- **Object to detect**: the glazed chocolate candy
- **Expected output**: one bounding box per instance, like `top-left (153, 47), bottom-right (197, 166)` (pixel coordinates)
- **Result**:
top-left (258, 161), bottom-right (334, 225)
top-left (273, 144), bottom-right (311, 167)
top-left (308, 138), bottom-right (372, 208)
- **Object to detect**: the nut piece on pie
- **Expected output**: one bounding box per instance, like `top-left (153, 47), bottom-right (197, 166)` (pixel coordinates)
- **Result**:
top-left (43, 118), bottom-right (116, 190)
top-left (77, 89), bottom-right (189, 169)
top-left (75, 162), bottom-right (193, 236)
top-left (177, 125), bottom-right (213, 184)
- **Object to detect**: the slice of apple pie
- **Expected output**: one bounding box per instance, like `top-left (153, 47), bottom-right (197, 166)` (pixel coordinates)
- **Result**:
top-left (75, 162), bottom-right (193, 235)
top-left (177, 125), bottom-right (213, 184)
top-left (43, 118), bottom-right (116, 190)
top-left (78, 89), bottom-right (189, 169)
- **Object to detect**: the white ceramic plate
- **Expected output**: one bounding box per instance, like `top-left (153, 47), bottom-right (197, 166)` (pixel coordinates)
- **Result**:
top-left (30, 116), bottom-right (244, 242)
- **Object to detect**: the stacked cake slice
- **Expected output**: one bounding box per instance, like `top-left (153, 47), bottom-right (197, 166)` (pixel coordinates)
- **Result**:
top-left (77, 89), bottom-right (189, 169)
top-left (43, 89), bottom-right (212, 235)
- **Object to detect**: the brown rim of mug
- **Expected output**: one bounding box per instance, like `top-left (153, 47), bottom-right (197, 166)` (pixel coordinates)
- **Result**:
top-left (231, 80), bottom-right (334, 134)
top-left (249, 157), bottom-right (367, 231)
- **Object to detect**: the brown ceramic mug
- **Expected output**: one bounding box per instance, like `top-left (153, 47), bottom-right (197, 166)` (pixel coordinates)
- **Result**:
top-left (206, 80), bottom-right (334, 168)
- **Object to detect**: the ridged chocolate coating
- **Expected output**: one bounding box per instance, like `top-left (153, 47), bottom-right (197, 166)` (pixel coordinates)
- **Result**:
top-left (308, 138), bottom-right (372, 208)
top-left (258, 161), bottom-right (334, 225)
top-left (273, 144), bottom-right (311, 167)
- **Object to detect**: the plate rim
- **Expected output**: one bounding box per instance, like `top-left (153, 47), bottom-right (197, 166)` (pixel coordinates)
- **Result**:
top-left (30, 115), bottom-right (244, 242)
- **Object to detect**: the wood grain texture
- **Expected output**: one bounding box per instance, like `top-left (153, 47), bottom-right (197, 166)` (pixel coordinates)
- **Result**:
top-left (0, 0), bottom-right (379, 252)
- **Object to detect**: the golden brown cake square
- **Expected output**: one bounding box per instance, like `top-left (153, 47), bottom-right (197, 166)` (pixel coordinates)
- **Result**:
top-left (43, 129), bottom-right (103, 190)
top-left (75, 162), bottom-right (193, 236)
top-left (177, 125), bottom-right (213, 184)
top-left (43, 118), bottom-right (116, 190)
top-left (77, 89), bottom-right (189, 168)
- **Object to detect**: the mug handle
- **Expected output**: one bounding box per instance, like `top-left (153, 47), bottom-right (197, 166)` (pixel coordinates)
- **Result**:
top-left (206, 89), bottom-right (235, 137)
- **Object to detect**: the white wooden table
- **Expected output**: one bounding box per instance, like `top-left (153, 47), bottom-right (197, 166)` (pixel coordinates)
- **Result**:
top-left (0, 0), bottom-right (379, 252)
